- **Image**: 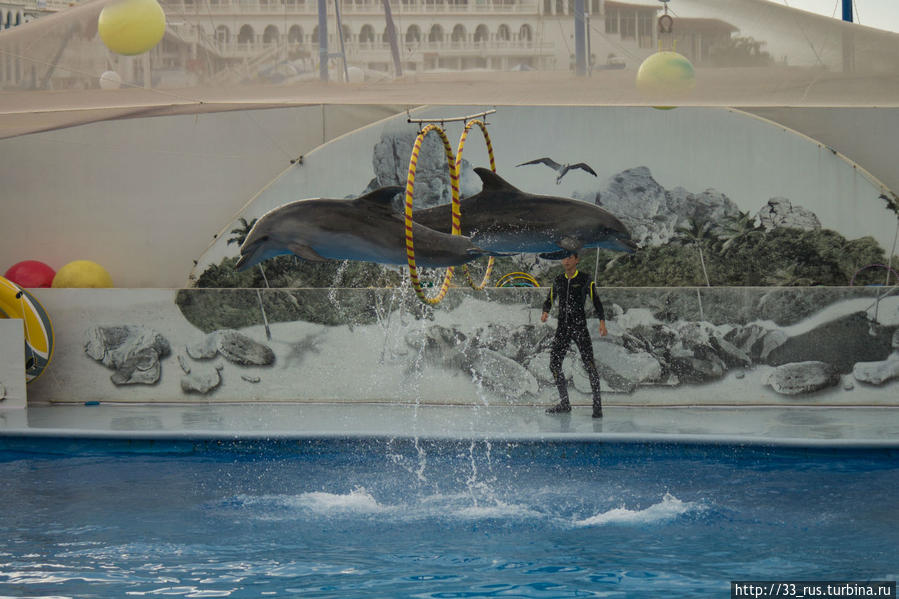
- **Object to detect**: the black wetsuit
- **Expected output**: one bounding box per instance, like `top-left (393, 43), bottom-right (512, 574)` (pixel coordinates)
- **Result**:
top-left (542, 270), bottom-right (605, 407)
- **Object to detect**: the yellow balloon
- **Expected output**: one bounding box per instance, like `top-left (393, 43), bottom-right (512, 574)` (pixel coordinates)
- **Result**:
top-left (98, 0), bottom-right (166, 56)
top-left (636, 51), bottom-right (696, 96)
top-left (52, 261), bottom-right (114, 289)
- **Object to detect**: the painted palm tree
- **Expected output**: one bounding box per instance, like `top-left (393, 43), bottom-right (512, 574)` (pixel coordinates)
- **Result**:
top-left (717, 210), bottom-right (762, 254)
top-left (674, 217), bottom-right (715, 287)
top-left (228, 217), bottom-right (257, 247)
top-left (765, 263), bottom-right (814, 287)
top-left (227, 217), bottom-right (270, 339)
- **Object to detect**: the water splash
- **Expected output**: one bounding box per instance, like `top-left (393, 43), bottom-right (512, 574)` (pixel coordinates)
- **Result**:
top-left (573, 493), bottom-right (699, 527)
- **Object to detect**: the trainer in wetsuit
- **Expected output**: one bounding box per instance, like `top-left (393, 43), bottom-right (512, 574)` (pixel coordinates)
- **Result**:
top-left (540, 252), bottom-right (607, 418)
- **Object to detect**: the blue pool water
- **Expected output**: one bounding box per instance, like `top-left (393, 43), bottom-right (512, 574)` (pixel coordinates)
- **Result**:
top-left (0, 438), bottom-right (896, 598)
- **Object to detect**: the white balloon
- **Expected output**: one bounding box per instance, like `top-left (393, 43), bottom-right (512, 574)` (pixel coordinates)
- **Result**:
top-left (346, 66), bottom-right (365, 83)
top-left (99, 70), bottom-right (122, 90)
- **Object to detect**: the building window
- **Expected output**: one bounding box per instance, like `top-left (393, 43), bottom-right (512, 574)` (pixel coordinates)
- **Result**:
top-left (263, 25), bottom-right (279, 44)
top-left (473, 24), bottom-right (489, 43)
top-left (429, 24), bottom-right (443, 43)
top-left (406, 25), bottom-right (421, 43)
top-left (620, 11), bottom-right (635, 39)
top-left (605, 6), bottom-right (617, 33)
top-left (451, 24), bottom-right (466, 43)
top-left (519, 24), bottom-right (532, 42)
top-left (497, 24), bottom-right (510, 41)
top-left (288, 25), bottom-right (304, 43)
top-left (359, 24), bottom-right (375, 43)
top-left (638, 12), bottom-right (652, 37)
top-left (238, 24), bottom-right (255, 44)
top-left (215, 25), bottom-right (230, 44)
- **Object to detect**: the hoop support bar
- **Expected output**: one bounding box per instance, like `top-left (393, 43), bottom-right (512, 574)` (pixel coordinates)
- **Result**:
top-left (407, 109), bottom-right (497, 125)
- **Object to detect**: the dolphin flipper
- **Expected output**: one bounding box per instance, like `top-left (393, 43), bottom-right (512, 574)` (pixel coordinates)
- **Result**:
top-left (538, 250), bottom-right (571, 260)
top-left (288, 242), bottom-right (329, 262)
top-left (538, 237), bottom-right (584, 260)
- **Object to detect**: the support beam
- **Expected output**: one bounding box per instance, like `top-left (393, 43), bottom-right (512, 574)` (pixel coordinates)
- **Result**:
top-left (317, 0), bottom-right (329, 81)
top-left (574, 0), bottom-right (586, 76)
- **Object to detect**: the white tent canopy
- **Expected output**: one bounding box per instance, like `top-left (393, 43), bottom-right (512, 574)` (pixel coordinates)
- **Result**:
top-left (2, 0), bottom-right (899, 139)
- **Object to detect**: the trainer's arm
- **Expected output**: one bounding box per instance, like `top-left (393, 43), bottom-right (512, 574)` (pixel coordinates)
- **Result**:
top-left (541, 284), bottom-right (554, 322)
top-left (590, 281), bottom-right (607, 336)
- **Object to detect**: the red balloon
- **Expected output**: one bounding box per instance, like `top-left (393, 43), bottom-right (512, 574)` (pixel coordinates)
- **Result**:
top-left (4, 260), bottom-right (56, 288)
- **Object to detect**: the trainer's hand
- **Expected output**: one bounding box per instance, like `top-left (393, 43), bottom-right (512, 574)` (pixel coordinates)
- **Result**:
top-left (541, 311), bottom-right (549, 323)
top-left (599, 320), bottom-right (608, 337)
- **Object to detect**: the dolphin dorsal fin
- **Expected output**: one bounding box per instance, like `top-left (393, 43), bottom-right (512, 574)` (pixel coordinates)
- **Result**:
top-left (354, 186), bottom-right (404, 211)
top-left (474, 167), bottom-right (520, 193)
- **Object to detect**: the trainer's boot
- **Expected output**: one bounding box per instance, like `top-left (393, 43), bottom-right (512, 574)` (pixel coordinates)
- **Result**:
top-left (547, 370), bottom-right (572, 414)
top-left (546, 400), bottom-right (571, 414)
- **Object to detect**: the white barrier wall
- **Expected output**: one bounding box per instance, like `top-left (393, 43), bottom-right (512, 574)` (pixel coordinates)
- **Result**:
top-left (0, 104), bottom-right (402, 288)
top-left (25, 287), bottom-right (899, 407)
top-left (0, 319), bottom-right (26, 409)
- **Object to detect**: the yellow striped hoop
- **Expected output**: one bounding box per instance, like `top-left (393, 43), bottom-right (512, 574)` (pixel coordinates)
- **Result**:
top-left (455, 119), bottom-right (496, 291)
top-left (403, 124), bottom-right (461, 305)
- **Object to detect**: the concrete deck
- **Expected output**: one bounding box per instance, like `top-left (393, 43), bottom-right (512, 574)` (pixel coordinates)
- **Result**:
top-left (2, 403), bottom-right (899, 447)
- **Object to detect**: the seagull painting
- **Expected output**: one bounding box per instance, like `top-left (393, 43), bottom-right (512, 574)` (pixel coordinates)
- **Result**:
top-left (516, 157), bottom-right (598, 184)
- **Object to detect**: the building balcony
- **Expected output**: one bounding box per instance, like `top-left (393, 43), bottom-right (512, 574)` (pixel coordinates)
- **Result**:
top-left (166, 0), bottom-right (540, 16)
top-left (207, 37), bottom-right (551, 57)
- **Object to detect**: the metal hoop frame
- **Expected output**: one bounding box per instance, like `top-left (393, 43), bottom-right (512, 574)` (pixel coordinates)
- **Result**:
top-left (456, 119), bottom-right (496, 291)
top-left (404, 123), bottom-right (461, 305)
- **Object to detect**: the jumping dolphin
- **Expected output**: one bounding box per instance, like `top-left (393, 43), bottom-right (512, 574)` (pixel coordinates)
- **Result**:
top-left (413, 168), bottom-right (637, 258)
top-left (235, 186), bottom-right (488, 271)
top-left (516, 157), bottom-right (598, 184)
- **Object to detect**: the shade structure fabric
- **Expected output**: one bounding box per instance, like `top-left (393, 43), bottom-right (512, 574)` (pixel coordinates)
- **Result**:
top-left (2, 0), bottom-right (899, 139)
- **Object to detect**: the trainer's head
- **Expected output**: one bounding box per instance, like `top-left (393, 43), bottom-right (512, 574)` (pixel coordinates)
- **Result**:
top-left (561, 252), bottom-right (579, 271)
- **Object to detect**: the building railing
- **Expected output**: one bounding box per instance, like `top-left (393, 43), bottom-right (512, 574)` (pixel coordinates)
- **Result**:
top-left (208, 37), bottom-right (551, 55)
top-left (165, 0), bottom-right (540, 15)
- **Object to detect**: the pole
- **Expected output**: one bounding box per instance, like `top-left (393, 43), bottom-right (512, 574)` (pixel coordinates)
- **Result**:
top-left (317, 0), bottom-right (329, 81)
top-left (574, 0), bottom-right (586, 76)
top-left (586, 11), bottom-right (592, 75)
top-left (841, 0), bottom-right (854, 72)
top-left (333, 0), bottom-right (350, 81)
top-left (842, 0), bottom-right (853, 22)
top-left (382, 0), bottom-right (403, 77)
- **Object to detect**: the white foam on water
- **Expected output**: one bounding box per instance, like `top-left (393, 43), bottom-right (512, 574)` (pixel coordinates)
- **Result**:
top-left (450, 501), bottom-right (544, 521)
top-left (235, 487), bottom-right (386, 518)
top-left (288, 487), bottom-right (383, 514)
top-left (573, 493), bottom-right (699, 527)
top-left (232, 488), bottom-right (701, 527)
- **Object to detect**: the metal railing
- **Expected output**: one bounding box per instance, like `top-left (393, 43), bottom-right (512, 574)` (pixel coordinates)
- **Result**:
top-left (165, 0), bottom-right (540, 15)
top-left (208, 37), bottom-right (549, 55)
